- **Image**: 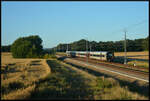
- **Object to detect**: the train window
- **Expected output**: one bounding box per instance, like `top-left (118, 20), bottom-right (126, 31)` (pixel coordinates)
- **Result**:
top-left (80, 53), bottom-right (85, 56)
top-left (90, 54), bottom-right (105, 57)
top-left (109, 54), bottom-right (112, 56)
top-left (99, 55), bottom-right (105, 57)
top-left (93, 54), bottom-right (100, 57)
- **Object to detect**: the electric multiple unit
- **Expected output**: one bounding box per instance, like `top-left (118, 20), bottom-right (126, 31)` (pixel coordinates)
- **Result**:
top-left (66, 51), bottom-right (114, 62)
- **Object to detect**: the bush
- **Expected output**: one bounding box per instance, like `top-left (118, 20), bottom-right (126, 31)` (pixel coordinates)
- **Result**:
top-left (43, 54), bottom-right (56, 59)
top-left (11, 35), bottom-right (43, 58)
top-left (1, 45), bottom-right (11, 52)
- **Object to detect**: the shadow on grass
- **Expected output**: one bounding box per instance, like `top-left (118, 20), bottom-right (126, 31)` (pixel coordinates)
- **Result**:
top-left (1, 65), bottom-right (21, 74)
top-left (31, 60), bottom-right (41, 63)
top-left (61, 59), bottom-right (149, 97)
top-left (29, 60), bottom-right (95, 100)
top-left (57, 56), bottom-right (68, 61)
top-left (29, 63), bottom-right (41, 66)
top-left (1, 81), bottom-right (25, 95)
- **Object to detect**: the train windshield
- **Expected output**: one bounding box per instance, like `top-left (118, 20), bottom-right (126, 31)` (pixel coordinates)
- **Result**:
top-left (108, 54), bottom-right (112, 56)
top-left (107, 52), bottom-right (113, 57)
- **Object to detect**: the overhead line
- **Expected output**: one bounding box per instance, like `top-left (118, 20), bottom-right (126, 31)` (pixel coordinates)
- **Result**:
top-left (125, 19), bottom-right (147, 30)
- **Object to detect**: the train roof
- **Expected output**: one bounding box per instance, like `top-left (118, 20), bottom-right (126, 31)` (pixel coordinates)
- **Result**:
top-left (66, 51), bottom-right (112, 53)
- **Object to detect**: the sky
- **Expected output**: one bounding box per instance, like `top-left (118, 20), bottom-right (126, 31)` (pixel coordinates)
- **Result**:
top-left (2, 1), bottom-right (149, 48)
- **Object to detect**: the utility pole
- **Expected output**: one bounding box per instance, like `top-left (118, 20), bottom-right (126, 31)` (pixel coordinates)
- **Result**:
top-left (67, 44), bottom-right (68, 51)
top-left (124, 29), bottom-right (127, 64)
top-left (90, 41), bottom-right (92, 52)
top-left (86, 38), bottom-right (88, 64)
top-left (62, 45), bottom-right (63, 52)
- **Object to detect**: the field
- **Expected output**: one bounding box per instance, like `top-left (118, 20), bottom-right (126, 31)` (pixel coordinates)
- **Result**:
top-left (1, 52), bottom-right (149, 100)
top-left (114, 51), bottom-right (149, 60)
top-left (1, 52), bottom-right (50, 100)
top-left (29, 60), bottom-right (148, 100)
top-left (114, 51), bottom-right (149, 68)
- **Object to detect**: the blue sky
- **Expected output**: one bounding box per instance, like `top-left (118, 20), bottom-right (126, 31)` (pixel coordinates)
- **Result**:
top-left (2, 1), bottom-right (149, 48)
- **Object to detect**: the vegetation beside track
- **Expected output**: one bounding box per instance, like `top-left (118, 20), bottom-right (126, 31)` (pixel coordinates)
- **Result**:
top-left (29, 59), bottom-right (148, 100)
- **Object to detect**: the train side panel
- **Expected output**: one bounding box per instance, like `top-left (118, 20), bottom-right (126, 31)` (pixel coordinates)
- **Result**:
top-left (66, 51), bottom-right (114, 62)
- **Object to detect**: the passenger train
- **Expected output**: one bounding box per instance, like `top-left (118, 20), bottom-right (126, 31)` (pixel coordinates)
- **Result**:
top-left (66, 51), bottom-right (114, 62)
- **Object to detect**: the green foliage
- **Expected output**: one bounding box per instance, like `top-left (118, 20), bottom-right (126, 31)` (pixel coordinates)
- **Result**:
top-left (142, 36), bottom-right (149, 51)
top-left (43, 53), bottom-right (56, 59)
top-left (11, 35), bottom-right (43, 58)
top-left (96, 77), bottom-right (115, 89)
top-left (30, 60), bottom-right (96, 99)
top-left (1, 45), bottom-right (11, 52)
top-left (43, 48), bottom-right (56, 54)
top-left (1, 81), bottom-right (24, 95)
top-left (54, 36), bottom-right (148, 52)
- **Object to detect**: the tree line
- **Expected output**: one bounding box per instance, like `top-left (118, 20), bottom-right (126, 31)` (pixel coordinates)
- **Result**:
top-left (1, 36), bottom-right (149, 55)
top-left (51, 36), bottom-right (149, 52)
top-left (1, 45), bottom-right (11, 52)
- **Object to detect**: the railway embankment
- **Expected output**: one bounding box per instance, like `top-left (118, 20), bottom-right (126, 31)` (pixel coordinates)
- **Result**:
top-left (30, 59), bottom-right (148, 100)
top-left (56, 55), bottom-right (149, 98)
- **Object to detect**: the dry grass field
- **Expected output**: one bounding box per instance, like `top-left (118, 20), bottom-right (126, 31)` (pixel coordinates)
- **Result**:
top-left (114, 51), bottom-right (149, 68)
top-left (114, 51), bottom-right (149, 60)
top-left (29, 59), bottom-right (148, 100)
top-left (1, 52), bottom-right (148, 100)
top-left (1, 52), bottom-right (50, 100)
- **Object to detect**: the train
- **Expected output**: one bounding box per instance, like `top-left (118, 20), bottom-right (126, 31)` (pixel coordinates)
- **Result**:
top-left (66, 51), bottom-right (114, 62)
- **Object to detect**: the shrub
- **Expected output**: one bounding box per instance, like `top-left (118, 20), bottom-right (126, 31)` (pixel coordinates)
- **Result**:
top-left (11, 35), bottom-right (43, 58)
top-left (43, 54), bottom-right (56, 59)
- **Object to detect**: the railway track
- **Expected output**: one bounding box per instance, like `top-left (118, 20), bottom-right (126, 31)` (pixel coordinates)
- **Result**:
top-left (56, 53), bottom-right (149, 73)
top-left (73, 57), bottom-right (149, 76)
top-left (56, 55), bottom-right (149, 82)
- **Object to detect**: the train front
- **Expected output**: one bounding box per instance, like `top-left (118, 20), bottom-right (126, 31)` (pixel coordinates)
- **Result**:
top-left (107, 52), bottom-right (114, 62)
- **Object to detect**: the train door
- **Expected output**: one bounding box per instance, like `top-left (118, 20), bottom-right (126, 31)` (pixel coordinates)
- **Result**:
top-left (86, 52), bottom-right (90, 58)
top-left (100, 52), bottom-right (102, 60)
top-left (88, 52), bottom-right (90, 59)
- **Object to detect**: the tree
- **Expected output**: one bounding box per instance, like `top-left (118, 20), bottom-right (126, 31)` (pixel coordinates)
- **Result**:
top-left (53, 36), bottom-right (148, 52)
top-left (11, 35), bottom-right (43, 58)
top-left (1, 45), bottom-right (11, 52)
top-left (142, 36), bottom-right (149, 51)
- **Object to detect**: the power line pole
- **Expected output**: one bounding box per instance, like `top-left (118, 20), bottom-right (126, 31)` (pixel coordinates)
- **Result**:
top-left (86, 38), bottom-right (88, 64)
top-left (90, 41), bottom-right (92, 52)
top-left (124, 29), bottom-right (127, 64)
top-left (67, 44), bottom-right (68, 51)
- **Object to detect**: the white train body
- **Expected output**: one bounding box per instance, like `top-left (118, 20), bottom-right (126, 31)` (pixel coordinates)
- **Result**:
top-left (66, 51), bottom-right (114, 62)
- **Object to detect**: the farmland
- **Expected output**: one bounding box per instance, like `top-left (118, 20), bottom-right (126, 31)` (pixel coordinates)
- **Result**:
top-left (1, 52), bottom-right (50, 100)
top-left (114, 51), bottom-right (149, 68)
top-left (1, 52), bottom-right (149, 100)
top-left (114, 51), bottom-right (149, 60)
